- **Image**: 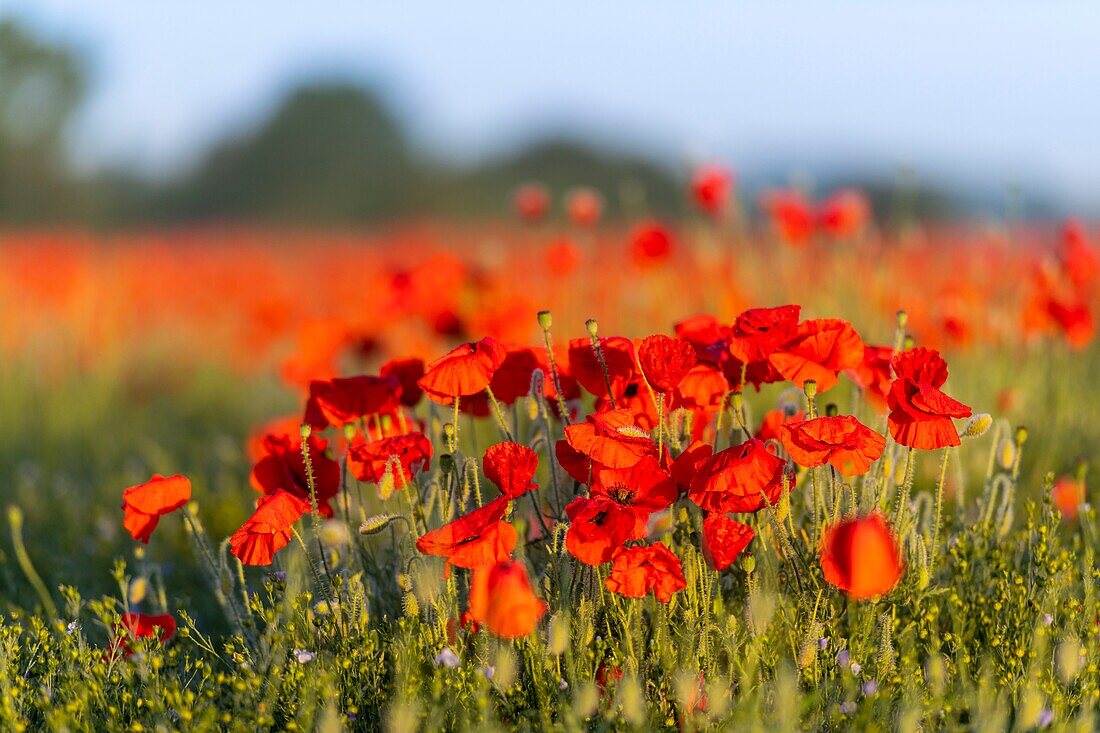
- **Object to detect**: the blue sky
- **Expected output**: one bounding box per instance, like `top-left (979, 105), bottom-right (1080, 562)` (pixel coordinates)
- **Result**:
top-left (4, 1), bottom-right (1100, 210)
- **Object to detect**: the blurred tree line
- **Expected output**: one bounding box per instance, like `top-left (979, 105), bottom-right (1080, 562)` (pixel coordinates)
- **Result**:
top-left (0, 18), bottom-right (981, 226)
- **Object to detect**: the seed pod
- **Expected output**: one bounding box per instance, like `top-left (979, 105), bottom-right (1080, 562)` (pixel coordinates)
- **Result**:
top-left (962, 413), bottom-right (992, 439)
top-left (537, 310), bottom-right (553, 330)
top-left (585, 318), bottom-right (598, 337)
top-left (359, 514), bottom-right (397, 535)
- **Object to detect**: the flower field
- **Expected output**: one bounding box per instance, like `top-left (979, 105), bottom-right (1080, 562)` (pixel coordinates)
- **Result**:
top-left (0, 183), bottom-right (1098, 731)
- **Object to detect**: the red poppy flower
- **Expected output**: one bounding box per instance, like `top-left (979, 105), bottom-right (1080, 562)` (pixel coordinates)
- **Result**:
top-left (418, 338), bottom-right (508, 403)
top-left (432, 309), bottom-right (466, 338)
top-left (487, 346), bottom-right (545, 405)
top-left (1046, 298), bottom-right (1094, 349)
top-left (546, 237), bottom-right (580, 276)
top-left (380, 358), bottom-right (425, 407)
top-left (629, 220), bottom-right (674, 267)
top-left (566, 187), bottom-right (604, 227)
top-left (820, 513), bottom-right (904, 599)
top-left (347, 432), bottom-right (432, 488)
top-left (691, 166), bottom-right (733, 217)
top-left (590, 455), bottom-right (678, 516)
top-left (669, 441), bottom-right (714, 493)
top-left (604, 543), bottom-right (687, 602)
top-left (638, 334), bottom-right (698, 392)
top-left (568, 336), bottom-right (637, 401)
top-left (112, 612), bottom-right (177, 657)
top-left (689, 439), bottom-right (792, 514)
top-left (887, 348), bottom-right (972, 450)
top-left (779, 416), bottom-right (886, 476)
top-left (1052, 475), bottom-right (1086, 521)
top-left (762, 190), bottom-right (814, 246)
top-left (674, 313), bottom-right (734, 367)
top-left (816, 189), bottom-right (871, 238)
top-left (514, 183), bottom-right (550, 222)
top-left (466, 559), bottom-right (548, 639)
top-left (565, 496), bottom-right (646, 565)
top-left (121, 474), bottom-right (192, 544)
top-left (562, 408), bottom-right (655, 469)
top-left (727, 305), bottom-right (801, 388)
top-left (304, 375), bottom-right (402, 428)
top-left (230, 490), bottom-right (310, 566)
top-left (671, 363), bottom-right (728, 412)
top-left (416, 496), bottom-right (517, 570)
top-left (483, 441), bottom-right (539, 499)
top-left (596, 377), bottom-right (659, 431)
top-left (755, 408), bottom-right (804, 442)
top-left (844, 345), bottom-right (894, 412)
top-left (250, 433), bottom-right (341, 516)
top-left (701, 514), bottom-right (755, 571)
top-left (769, 318), bottom-right (864, 392)
top-left (556, 438), bottom-right (594, 484)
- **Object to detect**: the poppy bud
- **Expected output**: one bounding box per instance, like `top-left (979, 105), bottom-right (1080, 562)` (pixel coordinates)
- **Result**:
top-left (299, 423), bottom-right (312, 440)
top-left (896, 310), bottom-right (909, 329)
top-left (1015, 426), bottom-right (1029, 445)
top-left (537, 310), bottom-right (553, 331)
top-left (403, 593), bottom-right (419, 618)
top-left (903, 335), bottom-right (915, 350)
top-left (439, 453), bottom-right (455, 473)
top-left (998, 440), bottom-right (1016, 470)
top-left (825, 403), bottom-right (839, 417)
top-left (343, 423), bottom-right (356, 441)
top-left (742, 555), bottom-right (756, 573)
top-left (962, 413), bottom-right (992, 439)
top-left (585, 318), bottom-right (599, 337)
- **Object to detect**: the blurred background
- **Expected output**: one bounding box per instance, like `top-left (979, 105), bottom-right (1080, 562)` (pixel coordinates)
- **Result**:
top-left (1, 1), bottom-right (1098, 226)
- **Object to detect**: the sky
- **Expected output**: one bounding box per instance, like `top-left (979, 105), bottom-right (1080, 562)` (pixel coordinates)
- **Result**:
top-left (4, 1), bottom-right (1100, 211)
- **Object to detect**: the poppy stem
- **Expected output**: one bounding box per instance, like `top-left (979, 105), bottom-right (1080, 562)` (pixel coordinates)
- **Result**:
top-left (485, 385), bottom-right (514, 442)
top-left (538, 312), bottom-right (572, 425)
top-left (586, 323), bottom-right (617, 409)
top-left (930, 447), bottom-right (951, 566)
top-left (6, 505), bottom-right (57, 619)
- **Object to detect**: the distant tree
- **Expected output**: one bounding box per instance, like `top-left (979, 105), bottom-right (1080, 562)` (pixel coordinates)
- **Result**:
top-left (0, 19), bottom-right (86, 222)
top-left (159, 83), bottom-right (418, 222)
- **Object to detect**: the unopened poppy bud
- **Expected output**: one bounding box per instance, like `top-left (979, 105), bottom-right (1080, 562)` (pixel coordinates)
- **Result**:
top-left (998, 440), bottom-right (1016, 470)
top-left (903, 335), bottom-right (915, 350)
top-left (537, 310), bottom-right (553, 330)
top-left (299, 423), bottom-right (312, 440)
top-left (896, 310), bottom-right (908, 329)
top-left (343, 423), bottom-right (356, 441)
top-left (359, 514), bottom-right (397, 535)
top-left (962, 413), bottom-right (992, 439)
top-left (803, 380), bottom-right (818, 399)
top-left (133, 546), bottom-right (146, 561)
top-left (442, 423), bottom-right (455, 441)
top-left (742, 555), bottom-right (756, 573)
top-left (585, 318), bottom-right (598, 337)
top-left (396, 573), bottom-right (413, 592)
top-left (439, 453), bottom-right (455, 473)
top-left (1015, 426), bottom-right (1029, 445)
top-left (731, 391), bottom-right (744, 411)
top-left (526, 395), bottom-right (539, 421)
top-left (129, 577), bottom-right (148, 604)
top-left (403, 593), bottom-right (419, 618)
top-left (917, 566), bottom-right (930, 590)
top-left (825, 403), bottom-right (839, 417)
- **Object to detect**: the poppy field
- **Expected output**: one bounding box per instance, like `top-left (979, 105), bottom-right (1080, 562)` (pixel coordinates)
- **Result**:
top-left (0, 178), bottom-right (1099, 731)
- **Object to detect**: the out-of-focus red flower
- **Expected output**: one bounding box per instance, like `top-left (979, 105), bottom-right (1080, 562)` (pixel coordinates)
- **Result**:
top-left (562, 408), bottom-right (655, 469)
top-left (120, 474), bottom-right (192, 544)
top-left (844, 345), bottom-right (894, 412)
top-left (381, 358), bottom-right (425, 407)
top-left (418, 338), bottom-right (507, 403)
top-left (691, 166), bottom-right (733, 217)
top-left (487, 346), bottom-right (544, 404)
top-left (762, 190), bottom-right (814, 246)
top-left (246, 416), bottom-right (302, 463)
top-left (701, 514), bottom-right (755, 571)
top-left (779, 415), bottom-right (886, 476)
top-left (1061, 219), bottom-right (1098, 290)
top-left (568, 336), bottom-right (637, 401)
top-left (630, 220), bottom-right (674, 267)
top-left (565, 496), bottom-right (645, 565)
top-left (112, 612), bottom-right (177, 657)
top-left (250, 433), bottom-right (341, 516)
top-left (432, 309), bottom-right (466, 338)
top-left (769, 318), bottom-right (865, 393)
top-left (483, 441), bottom-right (539, 499)
top-left (1051, 475), bottom-right (1086, 521)
top-left (820, 513), bottom-right (904, 600)
top-left (1046, 298), bottom-right (1094, 349)
top-left (755, 408), bottom-right (804, 442)
top-left (280, 318), bottom-right (348, 389)
top-left (304, 375), bottom-right (402, 429)
top-left (514, 183), bottom-right (550, 222)
top-left (546, 237), bottom-right (580, 276)
top-left (689, 439), bottom-right (792, 514)
top-left (416, 496), bottom-right (517, 570)
top-left (604, 542), bottom-right (687, 602)
top-left (347, 432), bottom-right (432, 488)
top-left (466, 559), bottom-right (548, 638)
top-left (230, 490), bottom-right (310, 566)
top-left (816, 189), bottom-right (871, 238)
top-left (566, 187), bottom-right (604, 227)
top-left (638, 334), bottom-right (697, 392)
top-left (887, 348), bottom-right (972, 450)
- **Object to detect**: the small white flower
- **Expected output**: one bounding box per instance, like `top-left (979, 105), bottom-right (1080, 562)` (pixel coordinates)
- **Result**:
top-left (433, 648), bottom-right (460, 668)
top-left (66, 620), bottom-right (80, 635)
top-left (1042, 613), bottom-right (1053, 626)
top-left (850, 662), bottom-right (862, 675)
top-left (558, 679), bottom-right (569, 690)
top-left (293, 649), bottom-right (316, 664)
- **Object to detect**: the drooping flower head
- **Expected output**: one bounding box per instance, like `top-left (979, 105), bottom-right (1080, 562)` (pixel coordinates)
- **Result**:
top-left (689, 439), bottom-right (792, 514)
top-left (120, 474), bottom-right (192, 544)
top-left (820, 513), bottom-right (904, 599)
top-left (418, 338), bottom-right (508, 404)
top-left (483, 441), bottom-right (539, 499)
top-left (638, 334), bottom-right (697, 393)
top-left (887, 348), bottom-right (972, 450)
top-left (604, 543), bottom-right (687, 602)
top-left (230, 489), bottom-right (310, 566)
